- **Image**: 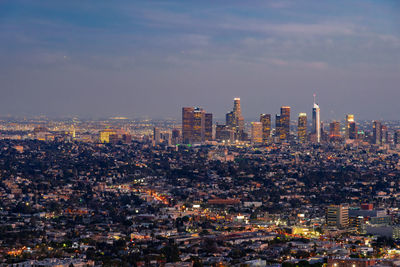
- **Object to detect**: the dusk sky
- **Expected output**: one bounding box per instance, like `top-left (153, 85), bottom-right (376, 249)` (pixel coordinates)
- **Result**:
top-left (1, 0), bottom-right (399, 121)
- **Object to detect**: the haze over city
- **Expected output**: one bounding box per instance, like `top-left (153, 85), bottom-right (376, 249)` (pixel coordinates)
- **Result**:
top-left (1, 0), bottom-right (400, 120)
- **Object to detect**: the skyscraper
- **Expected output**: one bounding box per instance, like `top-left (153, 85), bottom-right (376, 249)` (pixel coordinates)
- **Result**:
top-left (226, 98), bottom-right (245, 140)
top-left (394, 130), bottom-right (400, 145)
top-left (182, 107), bottom-right (194, 144)
top-left (345, 114), bottom-right (355, 140)
top-left (280, 106), bottom-right (290, 141)
top-left (275, 114), bottom-right (281, 141)
top-left (204, 113), bottom-right (213, 141)
top-left (373, 120), bottom-right (382, 145)
top-left (329, 121), bottom-right (340, 141)
top-left (381, 125), bottom-right (388, 144)
top-left (193, 107), bottom-right (205, 143)
top-left (153, 127), bottom-right (161, 144)
top-left (172, 129), bottom-right (180, 145)
top-left (312, 94), bottom-right (321, 143)
top-left (349, 121), bottom-right (357, 140)
top-left (251, 122), bottom-right (262, 145)
top-left (182, 107), bottom-right (211, 144)
top-left (297, 113), bottom-right (307, 143)
top-left (260, 114), bottom-right (271, 144)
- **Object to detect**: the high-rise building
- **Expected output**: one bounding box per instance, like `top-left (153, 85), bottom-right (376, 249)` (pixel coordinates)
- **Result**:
top-left (381, 125), bottom-right (388, 144)
top-left (226, 98), bottom-right (245, 140)
top-left (280, 106), bottom-right (290, 141)
top-left (394, 130), bottom-right (400, 145)
top-left (260, 114), bottom-right (271, 144)
top-left (182, 107), bottom-right (194, 144)
top-left (329, 121), bottom-right (341, 141)
top-left (345, 114), bottom-right (355, 140)
top-left (297, 113), bottom-right (307, 143)
top-left (251, 122), bottom-right (262, 145)
top-left (349, 121), bottom-right (357, 140)
top-left (193, 107), bottom-right (205, 143)
top-left (312, 94), bottom-right (321, 143)
top-left (205, 113), bottom-right (213, 141)
top-left (172, 129), bottom-right (180, 145)
top-left (373, 120), bottom-right (382, 145)
top-left (275, 114), bottom-right (281, 141)
top-left (153, 127), bottom-right (161, 144)
top-left (182, 107), bottom-right (212, 144)
top-left (327, 204), bottom-right (349, 228)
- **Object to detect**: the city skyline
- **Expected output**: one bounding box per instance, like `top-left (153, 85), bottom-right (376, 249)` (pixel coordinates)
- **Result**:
top-left (1, 1), bottom-right (399, 120)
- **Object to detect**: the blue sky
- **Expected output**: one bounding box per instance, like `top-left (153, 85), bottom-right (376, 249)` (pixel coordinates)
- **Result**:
top-left (1, 0), bottom-right (399, 120)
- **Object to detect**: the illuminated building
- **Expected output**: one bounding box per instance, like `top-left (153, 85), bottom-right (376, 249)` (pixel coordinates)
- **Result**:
top-left (99, 129), bottom-right (117, 143)
top-left (216, 124), bottom-right (234, 142)
top-left (280, 106), bottom-right (290, 140)
top-left (205, 113), bottom-right (213, 141)
top-left (226, 98), bottom-right (245, 140)
top-left (329, 121), bottom-right (341, 141)
top-left (108, 129), bottom-right (131, 144)
top-left (349, 121), bottom-right (357, 140)
top-left (327, 204), bottom-right (349, 228)
top-left (345, 114), bottom-right (354, 139)
top-left (372, 120), bottom-right (382, 145)
top-left (182, 107), bottom-right (211, 144)
top-left (251, 122), bottom-right (262, 145)
top-left (381, 125), bottom-right (388, 144)
top-left (161, 132), bottom-right (172, 146)
top-left (193, 107), bottom-right (205, 143)
top-left (297, 113), bottom-right (307, 143)
top-left (275, 114), bottom-right (281, 141)
top-left (312, 94), bottom-right (321, 143)
top-left (182, 107), bottom-right (194, 144)
top-left (260, 114), bottom-right (271, 144)
top-left (394, 130), bottom-right (400, 145)
top-left (172, 129), bottom-right (180, 145)
top-left (153, 127), bottom-right (161, 144)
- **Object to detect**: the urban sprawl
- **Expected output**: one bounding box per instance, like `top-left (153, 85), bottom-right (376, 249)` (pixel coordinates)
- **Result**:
top-left (1, 97), bottom-right (400, 267)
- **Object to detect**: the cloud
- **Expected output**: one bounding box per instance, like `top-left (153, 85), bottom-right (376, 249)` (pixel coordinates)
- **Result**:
top-left (220, 21), bottom-right (355, 36)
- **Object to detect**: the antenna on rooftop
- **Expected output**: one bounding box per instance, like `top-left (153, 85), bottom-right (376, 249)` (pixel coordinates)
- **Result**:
top-left (313, 93), bottom-right (316, 104)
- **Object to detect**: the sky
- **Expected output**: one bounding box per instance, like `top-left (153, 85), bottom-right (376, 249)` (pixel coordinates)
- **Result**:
top-left (1, 0), bottom-right (399, 121)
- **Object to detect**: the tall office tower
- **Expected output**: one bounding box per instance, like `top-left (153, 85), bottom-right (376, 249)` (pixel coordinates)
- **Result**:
top-left (153, 127), bottom-right (161, 144)
top-left (275, 114), bottom-right (281, 141)
top-left (226, 112), bottom-right (234, 127)
top-left (280, 106), bottom-right (290, 141)
top-left (193, 107), bottom-right (205, 143)
top-left (251, 122), bottom-right (263, 145)
top-left (373, 120), bottom-right (382, 145)
top-left (329, 121), bottom-right (341, 141)
top-left (226, 98), bottom-right (245, 140)
top-left (172, 129), bottom-right (180, 145)
top-left (204, 113), bottom-right (213, 141)
top-left (182, 107), bottom-right (194, 144)
top-left (327, 204), bottom-right (349, 228)
top-left (394, 130), bottom-right (400, 145)
top-left (349, 121), bottom-right (357, 140)
top-left (345, 114), bottom-right (355, 139)
top-left (297, 113), bottom-right (307, 143)
top-left (260, 114), bottom-right (271, 144)
top-left (381, 125), bottom-right (388, 144)
top-left (312, 94), bottom-right (321, 143)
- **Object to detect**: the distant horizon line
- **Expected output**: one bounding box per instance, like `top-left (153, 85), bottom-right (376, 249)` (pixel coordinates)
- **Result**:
top-left (0, 114), bottom-right (398, 123)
